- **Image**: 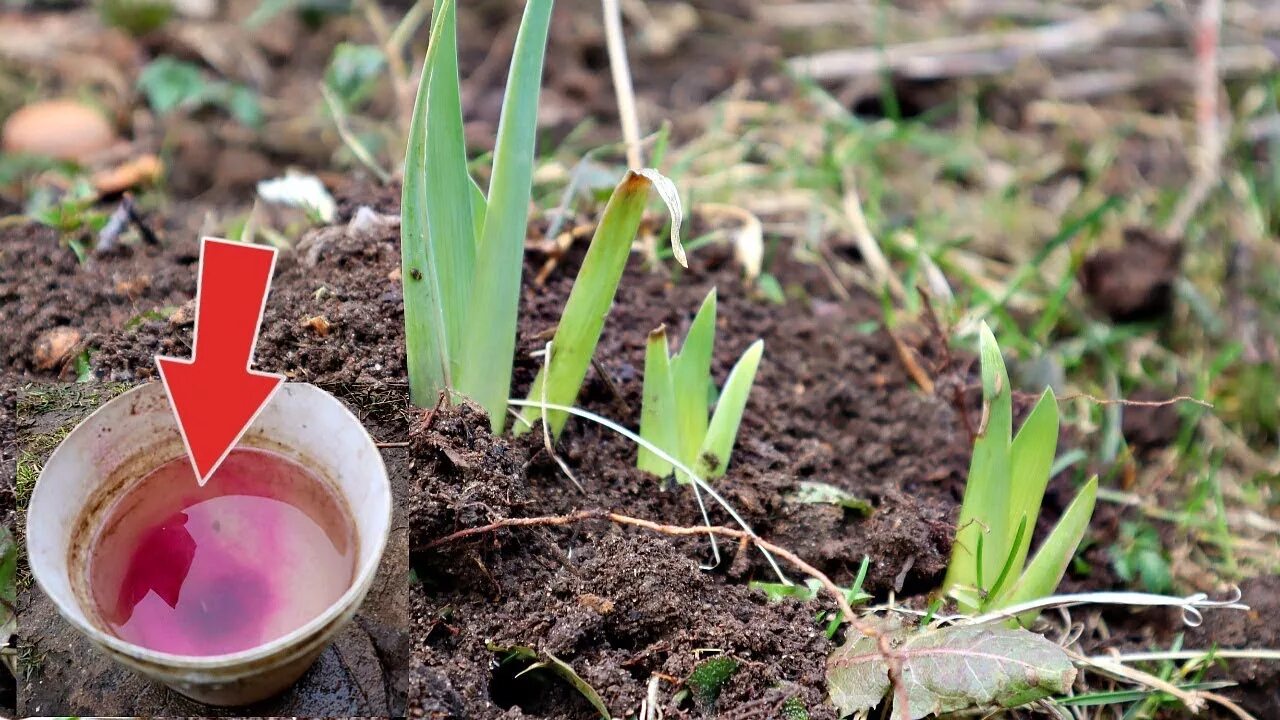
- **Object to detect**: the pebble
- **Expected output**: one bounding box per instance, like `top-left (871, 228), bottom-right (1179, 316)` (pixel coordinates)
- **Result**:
top-left (33, 327), bottom-right (81, 370)
top-left (2, 100), bottom-right (117, 162)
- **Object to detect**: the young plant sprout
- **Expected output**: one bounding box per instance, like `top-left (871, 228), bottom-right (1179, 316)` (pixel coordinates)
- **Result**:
top-left (942, 323), bottom-right (1098, 620)
top-left (636, 289), bottom-right (764, 480)
top-left (402, 0), bottom-right (683, 433)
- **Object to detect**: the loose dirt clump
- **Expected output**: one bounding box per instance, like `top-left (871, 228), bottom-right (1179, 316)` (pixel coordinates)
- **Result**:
top-left (1079, 227), bottom-right (1183, 323)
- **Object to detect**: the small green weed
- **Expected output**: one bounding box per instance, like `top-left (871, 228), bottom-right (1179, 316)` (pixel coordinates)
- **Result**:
top-left (635, 289), bottom-right (763, 480)
top-left (942, 324), bottom-right (1098, 618)
top-left (137, 57), bottom-right (262, 127)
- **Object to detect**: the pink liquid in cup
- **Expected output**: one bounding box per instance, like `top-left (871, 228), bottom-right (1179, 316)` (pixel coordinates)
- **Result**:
top-left (88, 448), bottom-right (356, 656)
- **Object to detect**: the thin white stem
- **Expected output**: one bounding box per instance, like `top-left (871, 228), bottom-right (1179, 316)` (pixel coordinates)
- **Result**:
top-left (539, 341), bottom-right (585, 493)
top-left (602, 0), bottom-right (644, 169)
top-left (960, 589), bottom-right (1248, 628)
top-left (1098, 649), bottom-right (1280, 664)
top-left (1166, 0), bottom-right (1225, 237)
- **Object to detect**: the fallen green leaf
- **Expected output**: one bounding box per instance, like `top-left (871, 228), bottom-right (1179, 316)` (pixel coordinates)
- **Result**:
top-left (787, 481), bottom-right (873, 516)
top-left (827, 619), bottom-right (1075, 719)
top-left (487, 643), bottom-right (613, 720)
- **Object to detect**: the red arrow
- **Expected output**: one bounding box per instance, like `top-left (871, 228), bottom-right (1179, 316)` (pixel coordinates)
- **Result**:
top-left (156, 237), bottom-right (284, 485)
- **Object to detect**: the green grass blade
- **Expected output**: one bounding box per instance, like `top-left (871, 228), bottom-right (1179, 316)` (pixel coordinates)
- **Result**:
top-left (996, 476), bottom-right (1098, 620)
top-left (455, 0), bottom-right (554, 432)
top-left (670, 289), bottom-right (716, 466)
top-left (1006, 387), bottom-right (1060, 579)
top-left (638, 326), bottom-right (677, 476)
top-left (943, 322), bottom-right (1013, 610)
top-left (698, 339), bottom-right (763, 477)
top-left (469, 175), bottom-right (487, 245)
top-left (984, 515), bottom-right (1027, 609)
top-left (400, 3), bottom-right (456, 406)
top-left (516, 171), bottom-right (654, 438)
top-left (421, 0), bottom-right (475, 372)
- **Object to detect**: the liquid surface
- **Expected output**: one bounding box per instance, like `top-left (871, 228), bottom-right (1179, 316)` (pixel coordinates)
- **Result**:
top-left (88, 448), bottom-right (356, 656)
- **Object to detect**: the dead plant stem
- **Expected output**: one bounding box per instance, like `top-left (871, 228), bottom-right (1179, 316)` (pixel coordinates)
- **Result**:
top-left (602, 0), bottom-right (643, 170)
top-left (1167, 0), bottom-right (1225, 237)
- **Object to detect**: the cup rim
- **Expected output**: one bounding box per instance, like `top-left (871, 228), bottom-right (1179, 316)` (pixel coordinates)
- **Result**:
top-left (26, 381), bottom-right (393, 670)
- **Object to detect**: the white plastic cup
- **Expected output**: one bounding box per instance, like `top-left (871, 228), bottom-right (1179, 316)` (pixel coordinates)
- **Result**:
top-left (26, 382), bottom-right (392, 706)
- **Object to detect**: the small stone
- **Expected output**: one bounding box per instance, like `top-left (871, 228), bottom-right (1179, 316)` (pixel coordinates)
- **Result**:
top-left (113, 274), bottom-right (151, 299)
top-left (169, 299), bottom-right (196, 327)
top-left (577, 593), bottom-right (615, 614)
top-left (387, 267), bottom-right (402, 283)
top-left (34, 327), bottom-right (81, 370)
top-left (92, 154), bottom-right (163, 195)
top-left (303, 315), bottom-right (331, 337)
top-left (2, 100), bottom-right (117, 162)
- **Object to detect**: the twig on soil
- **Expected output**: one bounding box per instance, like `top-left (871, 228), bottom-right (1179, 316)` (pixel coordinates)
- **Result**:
top-left (840, 172), bottom-right (905, 303)
top-left (376, 441), bottom-right (410, 448)
top-left (422, 508), bottom-right (911, 719)
top-left (1070, 648), bottom-right (1208, 713)
top-left (918, 289), bottom-right (978, 444)
top-left (788, 7), bottom-right (1140, 81)
top-left (888, 330), bottom-right (934, 394)
top-left (95, 194), bottom-right (157, 254)
top-left (532, 341), bottom-right (586, 493)
top-left (509, 398), bottom-right (787, 577)
top-left (95, 198), bottom-right (132, 255)
top-left (1055, 392), bottom-right (1213, 409)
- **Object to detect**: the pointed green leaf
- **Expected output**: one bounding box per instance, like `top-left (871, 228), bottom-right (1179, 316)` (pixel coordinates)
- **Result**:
top-left (828, 619), bottom-right (1075, 719)
top-left (400, 3), bottom-right (456, 406)
top-left (670, 289), bottom-right (716, 466)
top-left (637, 326), bottom-right (677, 476)
top-left (985, 515), bottom-right (1027, 606)
top-left (455, 0), bottom-right (554, 432)
top-left (516, 171), bottom-right (654, 438)
top-left (944, 323), bottom-right (1013, 608)
top-left (421, 0), bottom-right (475, 372)
top-left (1006, 387), bottom-right (1060, 580)
top-left (996, 476), bottom-right (1098, 620)
top-left (697, 339), bottom-right (763, 477)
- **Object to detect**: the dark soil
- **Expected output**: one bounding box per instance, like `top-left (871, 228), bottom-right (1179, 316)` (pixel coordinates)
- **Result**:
top-left (0, 386), bottom-right (12, 718)
top-left (1, 182), bottom-right (974, 717)
top-left (406, 233), bottom-right (974, 718)
top-left (0, 1), bottom-right (1272, 712)
top-left (1186, 575), bottom-right (1280, 719)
